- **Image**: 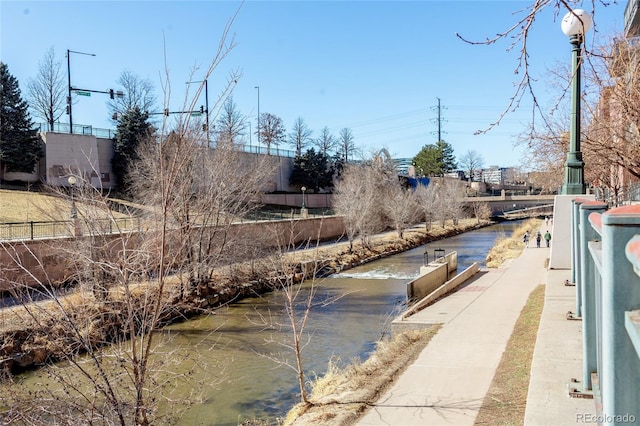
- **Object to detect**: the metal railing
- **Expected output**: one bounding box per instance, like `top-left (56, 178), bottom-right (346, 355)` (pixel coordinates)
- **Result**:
top-left (35, 122), bottom-right (117, 139)
top-left (0, 220), bottom-right (76, 241)
top-left (572, 200), bottom-right (640, 423)
top-left (0, 210), bottom-right (332, 242)
top-left (35, 122), bottom-right (298, 158)
top-left (0, 218), bottom-right (141, 241)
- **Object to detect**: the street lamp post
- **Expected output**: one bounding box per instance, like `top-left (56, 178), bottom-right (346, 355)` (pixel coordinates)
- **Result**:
top-left (67, 49), bottom-right (96, 134)
top-left (68, 175), bottom-right (77, 219)
top-left (301, 186), bottom-right (308, 219)
top-left (301, 186), bottom-right (306, 209)
top-left (560, 9), bottom-right (592, 195)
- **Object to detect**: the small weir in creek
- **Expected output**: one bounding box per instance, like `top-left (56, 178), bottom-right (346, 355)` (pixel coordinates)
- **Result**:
top-left (12, 221), bottom-right (520, 425)
top-left (163, 221), bottom-right (520, 424)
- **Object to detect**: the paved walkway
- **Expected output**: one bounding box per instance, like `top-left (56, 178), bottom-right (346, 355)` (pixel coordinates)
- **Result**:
top-left (524, 268), bottom-right (595, 425)
top-left (357, 228), bottom-right (595, 425)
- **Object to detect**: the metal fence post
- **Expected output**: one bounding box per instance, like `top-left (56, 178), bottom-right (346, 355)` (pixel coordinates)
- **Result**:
top-left (30, 221), bottom-right (34, 240)
top-left (579, 201), bottom-right (607, 390)
top-left (599, 206), bottom-right (640, 422)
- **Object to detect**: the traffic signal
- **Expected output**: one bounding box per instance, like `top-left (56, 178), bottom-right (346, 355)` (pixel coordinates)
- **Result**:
top-left (200, 105), bottom-right (204, 113)
top-left (109, 89), bottom-right (114, 99)
top-left (164, 108), bottom-right (169, 116)
top-left (112, 112), bottom-right (118, 120)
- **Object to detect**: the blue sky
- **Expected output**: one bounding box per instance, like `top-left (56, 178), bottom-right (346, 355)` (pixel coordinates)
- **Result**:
top-left (1, 1), bottom-right (626, 168)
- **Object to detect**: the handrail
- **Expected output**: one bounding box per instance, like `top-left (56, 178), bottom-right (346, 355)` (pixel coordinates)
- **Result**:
top-left (0, 210), bottom-right (334, 241)
top-left (577, 203), bottom-right (640, 422)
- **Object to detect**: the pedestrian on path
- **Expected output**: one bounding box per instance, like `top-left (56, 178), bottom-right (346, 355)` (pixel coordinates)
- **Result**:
top-left (523, 231), bottom-right (530, 247)
top-left (544, 230), bottom-right (551, 247)
top-left (536, 231), bottom-right (542, 248)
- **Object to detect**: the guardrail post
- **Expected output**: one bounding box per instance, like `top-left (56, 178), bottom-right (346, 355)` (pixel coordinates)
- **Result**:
top-left (599, 205), bottom-right (640, 422)
top-left (579, 201), bottom-right (607, 390)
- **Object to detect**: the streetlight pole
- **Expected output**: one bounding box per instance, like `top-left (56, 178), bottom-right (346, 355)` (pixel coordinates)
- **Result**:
top-left (301, 186), bottom-right (308, 218)
top-left (560, 9), bottom-right (592, 195)
top-left (68, 175), bottom-right (77, 219)
top-left (255, 86), bottom-right (260, 148)
top-left (186, 79), bottom-right (210, 147)
top-left (66, 49), bottom-right (96, 134)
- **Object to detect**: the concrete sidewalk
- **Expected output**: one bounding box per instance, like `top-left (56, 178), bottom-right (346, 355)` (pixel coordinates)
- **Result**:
top-left (524, 268), bottom-right (595, 425)
top-left (357, 231), bottom-right (593, 425)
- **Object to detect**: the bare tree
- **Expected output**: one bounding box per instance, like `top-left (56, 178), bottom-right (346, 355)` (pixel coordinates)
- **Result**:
top-left (458, 149), bottom-right (484, 183)
top-left (582, 34), bottom-right (640, 201)
top-left (333, 162), bottom-right (391, 251)
top-left (470, 199), bottom-right (493, 223)
top-left (455, 1), bottom-right (616, 135)
top-left (337, 127), bottom-right (356, 163)
top-left (258, 112), bottom-right (286, 155)
top-left (415, 179), bottom-right (439, 230)
top-left (517, 115), bottom-right (567, 194)
top-left (314, 126), bottom-right (337, 156)
top-left (439, 178), bottom-right (465, 226)
top-left (26, 46), bottom-right (66, 129)
top-left (0, 8), bottom-right (271, 425)
top-left (256, 232), bottom-right (320, 405)
top-left (333, 165), bottom-right (369, 252)
top-left (514, 31), bottom-right (640, 198)
top-left (215, 96), bottom-right (246, 147)
top-left (108, 69), bottom-right (157, 120)
top-left (382, 183), bottom-right (418, 239)
top-left (289, 116), bottom-right (313, 157)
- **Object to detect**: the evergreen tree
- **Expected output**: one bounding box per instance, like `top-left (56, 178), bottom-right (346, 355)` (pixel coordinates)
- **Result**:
top-left (412, 140), bottom-right (457, 176)
top-left (112, 106), bottom-right (154, 191)
top-left (289, 148), bottom-right (334, 192)
top-left (437, 140), bottom-right (457, 174)
top-left (0, 62), bottom-right (42, 174)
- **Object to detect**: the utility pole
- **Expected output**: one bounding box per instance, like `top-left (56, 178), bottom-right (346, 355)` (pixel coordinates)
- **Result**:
top-left (431, 98), bottom-right (447, 176)
top-left (432, 97), bottom-right (446, 142)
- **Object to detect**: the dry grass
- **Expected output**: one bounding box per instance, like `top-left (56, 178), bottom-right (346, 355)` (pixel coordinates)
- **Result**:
top-left (474, 284), bottom-right (545, 425)
top-left (485, 219), bottom-right (542, 268)
top-left (0, 189), bottom-right (136, 224)
top-left (284, 327), bottom-right (441, 426)
top-left (0, 189), bottom-right (69, 222)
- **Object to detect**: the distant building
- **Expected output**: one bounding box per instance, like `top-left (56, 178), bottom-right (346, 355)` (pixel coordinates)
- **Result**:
top-left (478, 166), bottom-right (519, 185)
top-left (444, 170), bottom-right (464, 180)
top-left (393, 158), bottom-right (413, 175)
top-left (625, 0), bottom-right (640, 37)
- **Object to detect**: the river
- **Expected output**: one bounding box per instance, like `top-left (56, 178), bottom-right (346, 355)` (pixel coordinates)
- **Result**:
top-left (163, 221), bottom-right (518, 424)
top-left (11, 221), bottom-right (518, 425)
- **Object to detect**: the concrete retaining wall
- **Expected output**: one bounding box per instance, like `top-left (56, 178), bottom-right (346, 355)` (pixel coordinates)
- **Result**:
top-left (407, 263), bottom-right (448, 301)
top-left (0, 216), bottom-right (346, 292)
top-left (408, 252), bottom-right (458, 301)
top-left (391, 262), bottom-right (480, 334)
top-left (403, 262), bottom-right (480, 321)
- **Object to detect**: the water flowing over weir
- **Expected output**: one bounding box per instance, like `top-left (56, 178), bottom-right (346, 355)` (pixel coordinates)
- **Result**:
top-left (12, 221), bottom-right (520, 425)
